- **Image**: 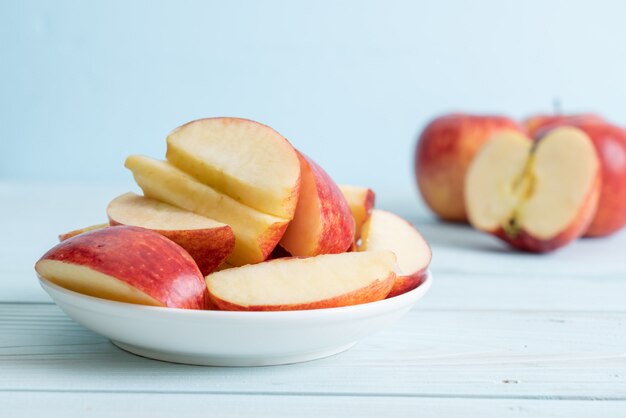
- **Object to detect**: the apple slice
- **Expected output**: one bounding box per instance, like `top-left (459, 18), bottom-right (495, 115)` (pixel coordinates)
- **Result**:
top-left (125, 155), bottom-right (289, 266)
top-left (59, 224), bottom-right (109, 242)
top-left (206, 251), bottom-right (397, 311)
top-left (107, 192), bottom-right (234, 275)
top-left (339, 185), bottom-right (376, 240)
top-left (166, 117), bottom-right (301, 219)
top-left (465, 127), bottom-right (600, 252)
top-left (279, 153), bottom-right (355, 256)
top-left (358, 209), bottom-right (431, 298)
top-left (35, 226), bottom-right (207, 309)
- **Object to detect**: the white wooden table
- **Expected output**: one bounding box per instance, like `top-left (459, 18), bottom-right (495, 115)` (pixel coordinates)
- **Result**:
top-left (2, 181), bottom-right (626, 417)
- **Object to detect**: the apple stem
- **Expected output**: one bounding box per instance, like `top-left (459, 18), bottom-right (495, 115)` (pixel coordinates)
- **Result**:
top-left (553, 98), bottom-right (562, 115)
top-left (503, 215), bottom-right (521, 239)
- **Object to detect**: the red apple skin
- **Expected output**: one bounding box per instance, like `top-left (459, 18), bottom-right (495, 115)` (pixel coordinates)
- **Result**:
top-left (415, 114), bottom-right (523, 222)
top-left (363, 189), bottom-right (375, 216)
top-left (524, 114), bottom-right (605, 138)
top-left (209, 272), bottom-right (396, 311)
top-left (38, 226), bottom-right (208, 309)
top-left (491, 174), bottom-right (601, 253)
top-left (259, 222), bottom-right (291, 258)
top-left (534, 122), bottom-right (626, 237)
top-left (108, 218), bottom-right (234, 276)
top-left (281, 153), bottom-right (355, 256)
top-left (307, 154), bottom-right (355, 253)
top-left (386, 270), bottom-right (427, 299)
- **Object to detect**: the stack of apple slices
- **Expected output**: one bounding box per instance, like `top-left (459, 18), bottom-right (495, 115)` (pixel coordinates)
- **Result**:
top-left (35, 117), bottom-right (432, 311)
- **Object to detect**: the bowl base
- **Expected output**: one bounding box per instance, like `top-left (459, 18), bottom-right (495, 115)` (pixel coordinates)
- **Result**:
top-left (112, 340), bottom-right (357, 367)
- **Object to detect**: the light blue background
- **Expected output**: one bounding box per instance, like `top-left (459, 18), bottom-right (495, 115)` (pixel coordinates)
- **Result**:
top-left (2, 0), bottom-right (626, 203)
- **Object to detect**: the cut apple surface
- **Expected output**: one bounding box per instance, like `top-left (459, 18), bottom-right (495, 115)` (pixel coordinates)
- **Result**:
top-left (206, 251), bottom-right (397, 311)
top-left (358, 209), bottom-right (431, 297)
top-left (465, 127), bottom-right (600, 252)
top-left (35, 226), bottom-right (207, 309)
top-left (125, 155), bottom-right (288, 266)
top-left (59, 223), bottom-right (109, 242)
top-left (339, 185), bottom-right (376, 240)
top-left (107, 192), bottom-right (235, 275)
top-left (533, 121), bottom-right (626, 238)
top-left (279, 153), bottom-right (355, 256)
top-left (166, 117), bottom-right (301, 219)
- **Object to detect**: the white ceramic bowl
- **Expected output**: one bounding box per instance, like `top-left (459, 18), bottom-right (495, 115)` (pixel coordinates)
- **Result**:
top-left (38, 271), bottom-right (432, 366)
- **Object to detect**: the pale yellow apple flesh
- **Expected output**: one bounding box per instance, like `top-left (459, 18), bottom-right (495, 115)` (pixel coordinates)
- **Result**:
top-left (206, 251), bottom-right (397, 311)
top-left (166, 117), bottom-right (301, 219)
top-left (36, 260), bottom-right (162, 306)
top-left (59, 224), bottom-right (109, 242)
top-left (107, 192), bottom-right (228, 231)
top-left (358, 209), bottom-right (431, 297)
top-left (107, 192), bottom-right (235, 275)
top-left (339, 184), bottom-right (376, 240)
top-left (465, 131), bottom-right (531, 232)
top-left (125, 156), bottom-right (289, 266)
top-left (465, 127), bottom-right (600, 251)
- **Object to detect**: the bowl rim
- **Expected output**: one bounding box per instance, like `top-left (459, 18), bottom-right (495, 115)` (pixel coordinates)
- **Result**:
top-left (38, 270), bottom-right (432, 319)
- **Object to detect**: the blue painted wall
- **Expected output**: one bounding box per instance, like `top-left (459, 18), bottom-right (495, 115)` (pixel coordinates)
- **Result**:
top-left (2, 0), bottom-right (625, 203)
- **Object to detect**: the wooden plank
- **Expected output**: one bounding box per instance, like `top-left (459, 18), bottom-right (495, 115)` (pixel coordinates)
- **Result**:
top-left (412, 219), bottom-right (626, 279)
top-left (2, 392), bottom-right (625, 418)
top-left (2, 304), bottom-right (625, 399)
top-left (419, 273), bottom-right (626, 311)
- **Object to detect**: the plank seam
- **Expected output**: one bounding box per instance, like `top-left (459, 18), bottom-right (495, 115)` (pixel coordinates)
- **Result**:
top-left (0, 389), bottom-right (624, 401)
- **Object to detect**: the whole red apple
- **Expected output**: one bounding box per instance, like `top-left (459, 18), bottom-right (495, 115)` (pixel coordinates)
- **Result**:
top-left (415, 113), bottom-right (522, 222)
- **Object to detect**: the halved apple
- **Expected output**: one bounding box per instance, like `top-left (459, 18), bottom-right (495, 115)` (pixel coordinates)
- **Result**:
top-left (339, 185), bottom-right (376, 240)
top-left (465, 127), bottom-right (600, 252)
top-left (358, 209), bottom-right (431, 297)
top-left (166, 117), bottom-right (301, 219)
top-left (107, 192), bottom-right (235, 275)
top-left (206, 251), bottom-right (397, 311)
top-left (59, 224), bottom-right (109, 242)
top-left (35, 226), bottom-right (207, 309)
top-left (125, 155), bottom-right (289, 266)
top-left (279, 153), bottom-right (355, 256)
top-left (532, 120), bottom-right (626, 238)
